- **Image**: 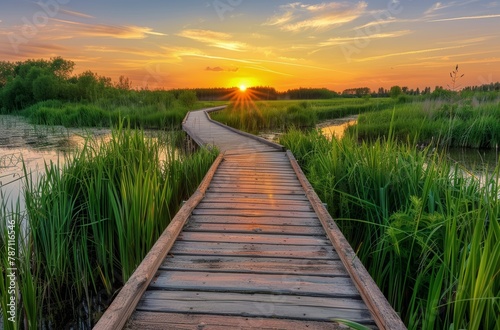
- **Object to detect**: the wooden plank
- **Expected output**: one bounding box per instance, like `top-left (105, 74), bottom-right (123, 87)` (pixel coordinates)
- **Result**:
top-left (93, 153), bottom-right (224, 330)
top-left (170, 241), bottom-right (337, 259)
top-left (196, 202), bottom-right (312, 212)
top-left (200, 197), bottom-right (311, 206)
top-left (126, 312), bottom-right (350, 330)
top-left (136, 291), bottom-right (373, 323)
top-left (189, 215), bottom-right (320, 227)
top-left (149, 271), bottom-right (360, 298)
top-left (192, 208), bottom-right (318, 218)
top-left (210, 178), bottom-right (302, 187)
top-left (287, 151), bottom-right (407, 330)
top-left (209, 183), bottom-right (303, 190)
top-left (215, 169), bottom-right (297, 175)
top-left (207, 187), bottom-right (306, 195)
top-left (218, 165), bottom-right (294, 171)
top-left (184, 222), bottom-right (324, 236)
top-left (159, 255), bottom-right (347, 276)
top-left (204, 192), bottom-right (308, 201)
top-left (177, 232), bottom-right (329, 246)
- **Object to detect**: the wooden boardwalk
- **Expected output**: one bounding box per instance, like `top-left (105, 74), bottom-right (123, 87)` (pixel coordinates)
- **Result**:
top-left (95, 107), bottom-right (405, 329)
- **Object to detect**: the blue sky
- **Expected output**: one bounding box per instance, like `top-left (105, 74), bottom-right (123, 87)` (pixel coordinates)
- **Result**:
top-left (1, 0), bottom-right (499, 90)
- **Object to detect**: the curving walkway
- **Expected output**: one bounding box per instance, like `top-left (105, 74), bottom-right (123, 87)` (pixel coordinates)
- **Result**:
top-left (94, 107), bottom-right (406, 330)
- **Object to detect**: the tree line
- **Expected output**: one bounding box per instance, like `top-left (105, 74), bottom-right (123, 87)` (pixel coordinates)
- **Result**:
top-left (1, 57), bottom-right (499, 114)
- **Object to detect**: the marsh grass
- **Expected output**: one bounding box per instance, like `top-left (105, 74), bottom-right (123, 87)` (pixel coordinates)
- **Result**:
top-left (0, 123), bottom-right (218, 328)
top-left (211, 98), bottom-right (394, 133)
top-left (281, 129), bottom-right (500, 330)
top-left (353, 99), bottom-right (500, 148)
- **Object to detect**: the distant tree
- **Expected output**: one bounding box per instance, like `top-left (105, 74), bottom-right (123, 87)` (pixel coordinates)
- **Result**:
top-left (0, 61), bottom-right (16, 88)
top-left (116, 75), bottom-right (132, 90)
top-left (390, 86), bottom-right (403, 98)
top-left (33, 75), bottom-right (58, 102)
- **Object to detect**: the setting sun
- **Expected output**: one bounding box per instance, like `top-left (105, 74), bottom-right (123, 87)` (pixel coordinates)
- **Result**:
top-left (239, 85), bottom-right (247, 92)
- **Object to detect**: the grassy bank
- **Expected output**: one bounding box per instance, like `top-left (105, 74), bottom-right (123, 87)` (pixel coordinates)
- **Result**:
top-left (20, 98), bottom-right (225, 129)
top-left (280, 129), bottom-right (499, 330)
top-left (211, 98), bottom-right (394, 133)
top-left (0, 124), bottom-right (218, 328)
top-left (353, 98), bottom-right (500, 148)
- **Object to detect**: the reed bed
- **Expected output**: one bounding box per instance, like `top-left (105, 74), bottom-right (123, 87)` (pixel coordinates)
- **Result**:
top-left (353, 99), bottom-right (500, 148)
top-left (0, 124), bottom-right (218, 328)
top-left (211, 98), bottom-right (393, 133)
top-left (280, 129), bottom-right (499, 330)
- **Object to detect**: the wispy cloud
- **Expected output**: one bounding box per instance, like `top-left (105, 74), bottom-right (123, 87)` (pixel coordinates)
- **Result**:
top-left (356, 45), bottom-right (469, 62)
top-left (206, 66), bottom-right (239, 72)
top-left (429, 13), bottom-right (500, 22)
top-left (51, 18), bottom-right (166, 39)
top-left (264, 1), bottom-right (368, 32)
top-left (318, 30), bottom-right (411, 47)
top-left (59, 9), bottom-right (95, 19)
top-left (178, 29), bottom-right (248, 51)
top-left (424, 0), bottom-right (480, 16)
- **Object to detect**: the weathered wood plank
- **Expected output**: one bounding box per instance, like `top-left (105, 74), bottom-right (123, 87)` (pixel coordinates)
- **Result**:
top-left (149, 271), bottom-right (360, 298)
top-left (189, 215), bottom-right (320, 227)
top-left (159, 255), bottom-right (346, 276)
top-left (201, 197), bottom-right (311, 206)
top-left (204, 192), bottom-right (308, 201)
top-left (210, 178), bottom-right (302, 187)
top-left (136, 291), bottom-right (373, 323)
top-left (184, 222), bottom-right (324, 236)
top-left (196, 202), bottom-right (312, 212)
top-left (126, 312), bottom-right (351, 330)
top-left (170, 241), bottom-right (337, 259)
top-left (177, 232), bottom-right (329, 246)
top-left (209, 183), bottom-right (303, 190)
top-left (215, 169), bottom-right (297, 176)
top-left (192, 208), bottom-right (318, 218)
top-left (207, 187), bottom-right (306, 195)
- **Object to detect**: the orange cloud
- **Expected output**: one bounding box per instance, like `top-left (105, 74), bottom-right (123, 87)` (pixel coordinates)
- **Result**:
top-left (178, 29), bottom-right (248, 52)
top-left (51, 18), bottom-right (166, 39)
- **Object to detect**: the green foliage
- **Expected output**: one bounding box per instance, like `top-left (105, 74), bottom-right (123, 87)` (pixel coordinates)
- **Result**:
top-left (178, 90), bottom-right (198, 108)
top-left (390, 85), bottom-right (403, 98)
top-left (280, 129), bottom-right (500, 330)
top-left (211, 98), bottom-right (394, 133)
top-left (0, 126), bottom-right (218, 328)
top-left (354, 98), bottom-right (500, 149)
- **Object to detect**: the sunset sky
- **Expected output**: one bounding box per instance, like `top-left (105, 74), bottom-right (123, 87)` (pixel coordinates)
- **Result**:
top-left (1, 0), bottom-right (500, 91)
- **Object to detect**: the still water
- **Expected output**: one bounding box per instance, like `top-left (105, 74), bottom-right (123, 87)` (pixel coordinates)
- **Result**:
top-left (317, 116), bottom-right (499, 179)
top-left (0, 115), bottom-right (112, 210)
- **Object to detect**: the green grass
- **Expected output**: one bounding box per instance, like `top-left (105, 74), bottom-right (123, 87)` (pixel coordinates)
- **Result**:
top-left (20, 99), bottom-right (226, 129)
top-left (211, 98), bottom-right (394, 133)
top-left (280, 129), bottom-right (500, 330)
top-left (0, 123), bottom-right (218, 328)
top-left (353, 98), bottom-right (500, 148)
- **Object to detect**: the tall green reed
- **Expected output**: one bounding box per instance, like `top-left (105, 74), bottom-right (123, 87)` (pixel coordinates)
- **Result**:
top-left (1, 122), bottom-right (217, 328)
top-left (281, 129), bottom-right (499, 329)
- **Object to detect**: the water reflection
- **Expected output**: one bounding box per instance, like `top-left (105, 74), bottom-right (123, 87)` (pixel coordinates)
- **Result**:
top-left (0, 115), bottom-right (111, 209)
top-left (317, 115), bottom-right (357, 140)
